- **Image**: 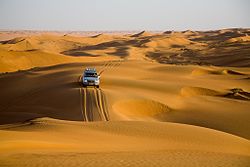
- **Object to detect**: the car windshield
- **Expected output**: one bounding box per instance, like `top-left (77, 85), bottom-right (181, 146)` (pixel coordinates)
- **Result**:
top-left (85, 72), bottom-right (98, 77)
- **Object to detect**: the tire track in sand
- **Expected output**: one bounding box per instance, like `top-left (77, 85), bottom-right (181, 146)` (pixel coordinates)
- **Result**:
top-left (78, 76), bottom-right (109, 122)
top-left (78, 59), bottom-right (124, 121)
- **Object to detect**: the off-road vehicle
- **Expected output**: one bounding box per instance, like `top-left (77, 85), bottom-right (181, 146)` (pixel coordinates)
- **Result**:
top-left (82, 68), bottom-right (100, 88)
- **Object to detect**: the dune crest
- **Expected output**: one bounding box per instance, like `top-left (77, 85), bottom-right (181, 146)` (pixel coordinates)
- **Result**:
top-left (191, 68), bottom-right (246, 76)
top-left (222, 69), bottom-right (245, 75)
top-left (180, 86), bottom-right (222, 97)
top-left (131, 31), bottom-right (152, 37)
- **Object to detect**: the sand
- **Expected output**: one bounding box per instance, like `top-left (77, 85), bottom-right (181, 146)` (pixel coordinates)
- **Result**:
top-left (0, 29), bottom-right (250, 166)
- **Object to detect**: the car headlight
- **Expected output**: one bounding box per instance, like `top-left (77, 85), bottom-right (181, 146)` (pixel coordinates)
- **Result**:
top-left (84, 79), bottom-right (87, 82)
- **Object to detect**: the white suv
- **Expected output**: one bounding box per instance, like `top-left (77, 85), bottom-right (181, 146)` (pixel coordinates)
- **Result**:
top-left (82, 68), bottom-right (100, 88)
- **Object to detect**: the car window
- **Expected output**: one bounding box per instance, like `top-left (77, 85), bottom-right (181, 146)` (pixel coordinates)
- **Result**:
top-left (85, 72), bottom-right (97, 77)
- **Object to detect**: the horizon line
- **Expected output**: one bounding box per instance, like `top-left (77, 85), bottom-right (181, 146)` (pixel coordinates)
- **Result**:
top-left (0, 27), bottom-right (249, 33)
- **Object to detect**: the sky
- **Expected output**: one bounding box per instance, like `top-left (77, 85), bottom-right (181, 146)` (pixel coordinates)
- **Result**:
top-left (0, 0), bottom-right (249, 31)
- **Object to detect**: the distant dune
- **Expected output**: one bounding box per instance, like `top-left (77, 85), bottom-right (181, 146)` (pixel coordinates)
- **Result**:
top-left (1, 28), bottom-right (249, 73)
top-left (0, 29), bottom-right (250, 167)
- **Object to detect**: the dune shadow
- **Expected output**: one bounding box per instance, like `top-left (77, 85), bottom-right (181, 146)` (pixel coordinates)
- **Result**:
top-left (220, 88), bottom-right (250, 101)
top-left (63, 81), bottom-right (82, 89)
top-left (0, 38), bottom-right (25, 44)
top-left (62, 38), bottom-right (150, 58)
top-left (191, 29), bottom-right (245, 42)
top-left (146, 51), bottom-right (209, 65)
top-left (0, 63), bottom-right (89, 125)
top-left (108, 46), bottom-right (130, 57)
top-left (63, 51), bottom-right (99, 57)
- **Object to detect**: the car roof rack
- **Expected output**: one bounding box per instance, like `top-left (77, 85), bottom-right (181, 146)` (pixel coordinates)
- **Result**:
top-left (85, 68), bottom-right (96, 72)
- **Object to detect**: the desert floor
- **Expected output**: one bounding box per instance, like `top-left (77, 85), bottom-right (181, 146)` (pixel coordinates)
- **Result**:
top-left (0, 29), bottom-right (250, 166)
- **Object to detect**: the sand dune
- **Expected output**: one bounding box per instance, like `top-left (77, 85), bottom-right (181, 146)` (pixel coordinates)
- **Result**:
top-left (191, 68), bottom-right (246, 76)
top-left (180, 86), bottom-right (222, 97)
top-left (1, 118), bottom-right (250, 167)
top-left (113, 98), bottom-right (171, 120)
top-left (0, 33), bottom-right (122, 72)
top-left (0, 60), bottom-right (249, 138)
top-left (0, 29), bottom-right (250, 166)
top-left (180, 86), bottom-right (250, 101)
top-left (1, 28), bottom-right (250, 73)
